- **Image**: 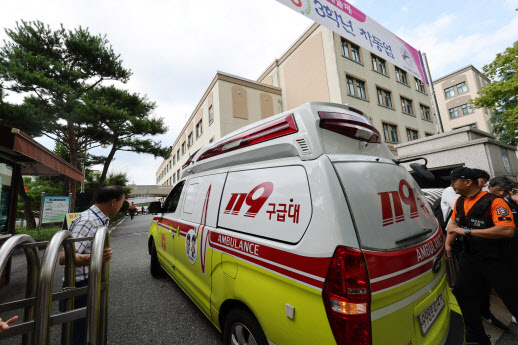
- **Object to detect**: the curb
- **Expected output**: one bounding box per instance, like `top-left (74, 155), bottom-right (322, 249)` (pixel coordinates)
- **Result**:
top-left (109, 216), bottom-right (127, 233)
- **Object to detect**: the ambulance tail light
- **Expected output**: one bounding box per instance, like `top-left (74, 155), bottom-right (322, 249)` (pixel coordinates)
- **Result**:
top-left (322, 246), bottom-right (372, 345)
top-left (197, 114), bottom-right (298, 162)
top-left (319, 111), bottom-right (381, 143)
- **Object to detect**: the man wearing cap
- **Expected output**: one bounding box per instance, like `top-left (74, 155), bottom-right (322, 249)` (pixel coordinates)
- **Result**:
top-left (445, 167), bottom-right (518, 345)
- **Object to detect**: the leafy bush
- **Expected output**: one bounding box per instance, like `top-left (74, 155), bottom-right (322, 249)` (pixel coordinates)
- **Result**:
top-left (16, 225), bottom-right (62, 242)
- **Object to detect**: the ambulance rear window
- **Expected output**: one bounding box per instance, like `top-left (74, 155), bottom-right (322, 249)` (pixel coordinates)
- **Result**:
top-left (333, 161), bottom-right (438, 250)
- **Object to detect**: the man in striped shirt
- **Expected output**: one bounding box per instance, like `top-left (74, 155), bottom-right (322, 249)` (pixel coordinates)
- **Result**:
top-left (59, 185), bottom-right (125, 345)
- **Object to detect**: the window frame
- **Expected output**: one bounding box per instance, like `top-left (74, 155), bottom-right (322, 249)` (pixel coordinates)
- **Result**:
top-left (196, 119), bottom-right (203, 139)
top-left (420, 104), bottom-right (432, 121)
top-left (444, 86), bottom-right (454, 99)
top-left (376, 86), bottom-right (393, 109)
top-left (448, 107), bottom-right (460, 119)
top-left (209, 105), bottom-right (214, 125)
top-left (346, 74), bottom-right (368, 101)
top-left (182, 142), bottom-right (186, 154)
top-left (382, 122), bottom-right (399, 143)
top-left (188, 133), bottom-right (193, 147)
top-left (456, 82), bottom-right (468, 95)
top-left (406, 128), bottom-right (419, 141)
top-left (163, 180), bottom-right (185, 213)
top-left (341, 38), bottom-right (362, 64)
top-left (461, 103), bottom-right (473, 115)
top-left (395, 67), bottom-right (408, 86)
top-left (415, 78), bottom-right (426, 94)
top-left (400, 96), bottom-right (414, 116)
top-left (371, 54), bottom-right (388, 76)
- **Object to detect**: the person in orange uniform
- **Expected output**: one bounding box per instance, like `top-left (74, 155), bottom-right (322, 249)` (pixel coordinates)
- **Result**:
top-left (444, 167), bottom-right (518, 345)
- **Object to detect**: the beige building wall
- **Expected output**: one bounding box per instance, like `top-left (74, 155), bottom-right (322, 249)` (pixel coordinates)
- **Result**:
top-left (433, 65), bottom-right (492, 133)
top-left (258, 24), bottom-right (437, 148)
top-left (156, 72), bottom-right (281, 186)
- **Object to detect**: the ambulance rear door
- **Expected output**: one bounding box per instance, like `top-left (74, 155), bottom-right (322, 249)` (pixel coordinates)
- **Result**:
top-left (332, 156), bottom-right (449, 345)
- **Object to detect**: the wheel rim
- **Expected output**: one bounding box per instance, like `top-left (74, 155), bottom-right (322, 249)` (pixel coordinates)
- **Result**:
top-left (230, 323), bottom-right (257, 345)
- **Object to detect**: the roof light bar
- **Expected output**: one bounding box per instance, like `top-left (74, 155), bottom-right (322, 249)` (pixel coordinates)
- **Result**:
top-left (182, 149), bottom-right (200, 170)
top-left (196, 114), bottom-right (298, 162)
top-left (319, 111), bottom-right (381, 143)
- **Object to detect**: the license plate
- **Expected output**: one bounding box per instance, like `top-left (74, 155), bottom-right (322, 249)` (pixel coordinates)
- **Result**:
top-left (418, 294), bottom-right (445, 336)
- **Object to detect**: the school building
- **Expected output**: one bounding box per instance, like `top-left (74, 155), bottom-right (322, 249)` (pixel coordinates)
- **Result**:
top-left (156, 23), bottom-right (439, 186)
top-left (432, 65), bottom-right (493, 133)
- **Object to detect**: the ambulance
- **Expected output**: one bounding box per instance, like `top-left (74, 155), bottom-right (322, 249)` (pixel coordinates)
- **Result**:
top-left (147, 102), bottom-right (464, 345)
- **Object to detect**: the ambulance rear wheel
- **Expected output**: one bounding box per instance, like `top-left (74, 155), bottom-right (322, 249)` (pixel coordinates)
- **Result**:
top-left (223, 308), bottom-right (268, 345)
top-left (150, 240), bottom-right (164, 277)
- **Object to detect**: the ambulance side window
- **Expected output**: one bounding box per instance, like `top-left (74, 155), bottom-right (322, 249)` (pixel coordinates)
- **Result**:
top-left (163, 181), bottom-right (185, 213)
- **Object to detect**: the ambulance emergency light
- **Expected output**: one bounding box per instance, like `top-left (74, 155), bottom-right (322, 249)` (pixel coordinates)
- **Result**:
top-left (196, 114), bottom-right (298, 162)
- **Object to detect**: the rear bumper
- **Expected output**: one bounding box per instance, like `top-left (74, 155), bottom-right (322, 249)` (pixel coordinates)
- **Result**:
top-left (444, 311), bottom-right (464, 345)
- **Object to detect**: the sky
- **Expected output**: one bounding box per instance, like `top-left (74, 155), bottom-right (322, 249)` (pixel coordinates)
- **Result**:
top-left (1, 0), bottom-right (517, 184)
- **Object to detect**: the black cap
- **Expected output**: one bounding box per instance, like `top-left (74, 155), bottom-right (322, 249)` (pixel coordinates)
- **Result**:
top-left (443, 167), bottom-right (478, 181)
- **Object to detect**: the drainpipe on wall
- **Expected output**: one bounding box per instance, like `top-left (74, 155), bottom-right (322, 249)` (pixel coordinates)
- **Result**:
top-left (422, 52), bottom-right (444, 134)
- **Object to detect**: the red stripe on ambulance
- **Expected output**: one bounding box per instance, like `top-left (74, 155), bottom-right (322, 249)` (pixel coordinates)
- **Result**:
top-left (210, 232), bottom-right (331, 289)
top-left (364, 230), bottom-right (444, 292)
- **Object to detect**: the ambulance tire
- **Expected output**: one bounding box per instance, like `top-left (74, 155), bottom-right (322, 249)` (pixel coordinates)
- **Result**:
top-left (223, 308), bottom-right (268, 345)
top-left (150, 240), bottom-right (164, 277)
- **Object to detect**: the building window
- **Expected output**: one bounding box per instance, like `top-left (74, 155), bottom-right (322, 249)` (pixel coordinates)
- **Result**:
top-left (461, 103), bottom-right (473, 115)
top-left (351, 45), bottom-right (361, 63)
top-left (173, 156), bottom-right (176, 165)
top-left (395, 67), bottom-right (408, 85)
top-left (406, 128), bottom-right (419, 141)
top-left (456, 82), bottom-right (468, 95)
top-left (448, 107), bottom-right (460, 119)
top-left (425, 132), bottom-right (434, 137)
top-left (341, 38), bottom-right (361, 63)
top-left (420, 105), bottom-right (431, 121)
top-left (182, 142), bottom-right (186, 154)
top-left (382, 123), bottom-right (399, 143)
top-left (376, 87), bottom-right (392, 108)
top-left (346, 76), bottom-right (367, 100)
top-left (415, 78), bottom-right (426, 93)
top-left (177, 170), bottom-right (180, 181)
top-left (188, 133), bottom-right (193, 147)
top-left (371, 55), bottom-right (387, 75)
top-left (177, 149), bottom-right (180, 161)
top-left (196, 120), bottom-right (203, 138)
top-left (209, 137), bottom-right (214, 144)
top-left (341, 38), bottom-right (350, 59)
top-left (444, 86), bottom-right (454, 99)
top-left (209, 105), bottom-right (214, 125)
top-left (400, 97), bottom-right (414, 115)
top-left (453, 123), bottom-right (477, 130)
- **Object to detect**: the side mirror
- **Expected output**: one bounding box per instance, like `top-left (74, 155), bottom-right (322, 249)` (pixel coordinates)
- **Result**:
top-left (149, 201), bottom-right (163, 214)
top-left (410, 163), bottom-right (435, 182)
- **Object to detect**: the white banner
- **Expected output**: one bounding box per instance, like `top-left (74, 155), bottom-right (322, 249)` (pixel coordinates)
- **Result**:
top-left (276, 0), bottom-right (429, 83)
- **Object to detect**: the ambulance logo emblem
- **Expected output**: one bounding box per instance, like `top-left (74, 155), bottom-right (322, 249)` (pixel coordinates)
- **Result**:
top-left (432, 257), bottom-right (441, 274)
top-left (496, 207), bottom-right (509, 217)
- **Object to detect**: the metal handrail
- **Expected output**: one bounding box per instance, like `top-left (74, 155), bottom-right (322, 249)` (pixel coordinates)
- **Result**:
top-left (0, 234), bottom-right (40, 345)
top-left (33, 230), bottom-right (76, 345)
top-left (0, 228), bottom-right (110, 345)
top-left (86, 226), bottom-right (110, 345)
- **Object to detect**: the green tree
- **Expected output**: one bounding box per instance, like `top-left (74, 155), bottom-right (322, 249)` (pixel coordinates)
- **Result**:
top-left (0, 20), bottom-right (132, 208)
top-left (82, 85), bottom-right (169, 205)
top-left (472, 40), bottom-right (518, 145)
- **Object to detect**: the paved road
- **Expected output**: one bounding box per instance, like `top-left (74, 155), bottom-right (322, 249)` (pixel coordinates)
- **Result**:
top-left (2, 213), bottom-right (518, 344)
